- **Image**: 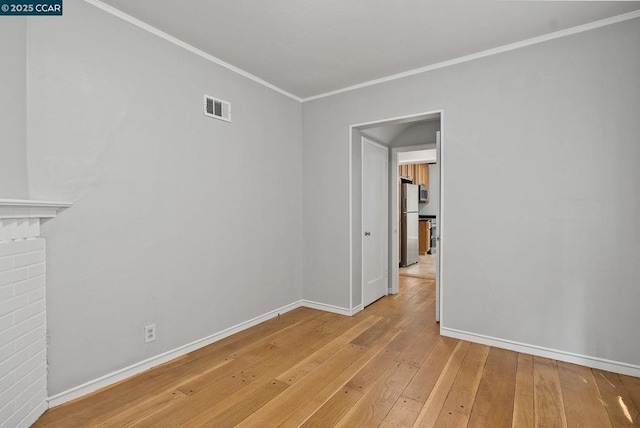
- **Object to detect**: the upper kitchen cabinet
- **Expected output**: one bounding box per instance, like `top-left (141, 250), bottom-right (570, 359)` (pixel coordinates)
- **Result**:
top-left (399, 164), bottom-right (413, 182)
top-left (399, 163), bottom-right (429, 186)
top-left (416, 164), bottom-right (429, 187)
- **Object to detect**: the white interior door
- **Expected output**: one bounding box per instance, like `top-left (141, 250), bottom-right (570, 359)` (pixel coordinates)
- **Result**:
top-left (362, 138), bottom-right (388, 307)
top-left (435, 131), bottom-right (441, 322)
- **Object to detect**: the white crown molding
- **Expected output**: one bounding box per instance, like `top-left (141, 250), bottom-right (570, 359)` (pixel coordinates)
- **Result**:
top-left (80, 1), bottom-right (640, 104)
top-left (302, 9), bottom-right (640, 103)
top-left (0, 199), bottom-right (72, 220)
top-left (81, 0), bottom-right (302, 103)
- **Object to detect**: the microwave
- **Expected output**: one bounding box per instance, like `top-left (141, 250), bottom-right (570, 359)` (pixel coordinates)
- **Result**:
top-left (419, 185), bottom-right (429, 203)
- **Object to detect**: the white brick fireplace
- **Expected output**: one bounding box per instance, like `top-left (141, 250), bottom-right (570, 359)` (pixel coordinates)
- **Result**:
top-left (0, 200), bottom-right (70, 428)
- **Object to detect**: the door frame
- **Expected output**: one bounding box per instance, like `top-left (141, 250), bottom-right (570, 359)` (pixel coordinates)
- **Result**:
top-left (361, 137), bottom-right (389, 308)
top-left (348, 109), bottom-right (444, 326)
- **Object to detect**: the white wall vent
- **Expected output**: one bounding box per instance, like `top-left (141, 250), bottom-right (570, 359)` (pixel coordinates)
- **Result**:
top-left (204, 95), bottom-right (231, 122)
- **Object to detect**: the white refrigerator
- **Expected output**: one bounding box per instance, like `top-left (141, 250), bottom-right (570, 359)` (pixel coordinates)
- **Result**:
top-left (401, 183), bottom-right (419, 266)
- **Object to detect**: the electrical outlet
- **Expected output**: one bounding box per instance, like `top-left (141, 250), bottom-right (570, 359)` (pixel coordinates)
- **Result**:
top-left (144, 324), bottom-right (156, 344)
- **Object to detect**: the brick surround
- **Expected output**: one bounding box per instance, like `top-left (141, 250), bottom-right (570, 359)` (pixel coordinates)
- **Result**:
top-left (0, 200), bottom-right (70, 428)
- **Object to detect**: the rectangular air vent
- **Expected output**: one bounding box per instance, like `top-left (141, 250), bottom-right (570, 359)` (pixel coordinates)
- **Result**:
top-left (204, 95), bottom-right (231, 122)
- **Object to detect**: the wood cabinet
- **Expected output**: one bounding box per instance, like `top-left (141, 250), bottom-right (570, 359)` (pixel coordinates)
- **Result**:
top-left (399, 164), bottom-right (414, 182)
top-left (399, 163), bottom-right (429, 186)
top-left (419, 220), bottom-right (431, 255)
top-left (416, 164), bottom-right (429, 187)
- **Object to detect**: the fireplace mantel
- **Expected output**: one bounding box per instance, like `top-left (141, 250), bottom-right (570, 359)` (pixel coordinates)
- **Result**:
top-left (0, 199), bottom-right (72, 220)
top-left (0, 198), bottom-right (71, 427)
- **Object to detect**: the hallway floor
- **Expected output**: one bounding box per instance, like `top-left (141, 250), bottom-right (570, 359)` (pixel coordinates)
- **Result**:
top-left (399, 253), bottom-right (436, 279)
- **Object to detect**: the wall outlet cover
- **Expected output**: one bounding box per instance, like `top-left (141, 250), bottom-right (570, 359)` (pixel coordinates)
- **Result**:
top-left (144, 324), bottom-right (156, 344)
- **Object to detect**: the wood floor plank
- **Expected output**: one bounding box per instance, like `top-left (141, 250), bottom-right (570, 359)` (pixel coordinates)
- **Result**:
top-left (126, 395), bottom-right (202, 428)
top-left (180, 340), bottom-right (338, 428)
top-left (39, 310), bottom-right (318, 427)
top-left (350, 317), bottom-right (395, 348)
top-left (620, 374), bottom-right (640, 411)
top-left (294, 329), bottom-right (405, 427)
top-left (402, 337), bottom-right (458, 403)
top-left (95, 390), bottom-right (189, 427)
top-left (259, 324), bottom-right (404, 427)
top-left (236, 343), bottom-right (368, 427)
top-left (533, 356), bottom-right (568, 428)
top-left (512, 353), bottom-right (535, 428)
top-left (467, 347), bottom-right (518, 428)
top-left (438, 343), bottom-right (491, 416)
top-left (557, 361), bottom-right (612, 428)
top-left (429, 409), bottom-right (470, 428)
top-left (148, 316), bottom-right (354, 426)
top-left (395, 324), bottom-right (439, 368)
top-left (180, 379), bottom-right (289, 428)
top-left (275, 314), bottom-right (381, 385)
top-left (379, 396), bottom-right (424, 427)
top-left (299, 385), bottom-right (364, 428)
top-left (177, 308), bottom-right (318, 369)
top-left (412, 341), bottom-right (471, 427)
top-left (593, 369), bottom-right (639, 426)
top-left (336, 362), bottom-right (418, 427)
top-left (198, 379), bottom-right (289, 428)
top-left (283, 341), bottom-right (400, 427)
top-left (33, 262), bottom-right (639, 428)
top-left (181, 322), bottom-right (361, 420)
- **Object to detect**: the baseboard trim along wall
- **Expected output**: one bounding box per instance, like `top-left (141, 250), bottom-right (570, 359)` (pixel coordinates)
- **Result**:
top-left (47, 299), bottom-right (358, 407)
top-left (48, 300), bottom-right (303, 407)
top-left (23, 401), bottom-right (49, 428)
top-left (350, 304), bottom-right (363, 315)
top-left (441, 327), bottom-right (640, 378)
top-left (300, 300), bottom-right (354, 316)
top-left (47, 305), bottom-right (640, 408)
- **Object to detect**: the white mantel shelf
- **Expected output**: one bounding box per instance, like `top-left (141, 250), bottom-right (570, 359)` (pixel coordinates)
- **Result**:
top-left (0, 198), bottom-right (72, 220)
top-left (0, 199), bottom-right (72, 241)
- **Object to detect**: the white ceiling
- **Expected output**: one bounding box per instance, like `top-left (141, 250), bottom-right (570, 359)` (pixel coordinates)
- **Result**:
top-left (97, 0), bottom-right (640, 99)
top-left (361, 123), bottom-right (416, 145)
top-left (359, 113), bottom-right (440, 146)
top-left (360, 116), bottom-right (440, 146)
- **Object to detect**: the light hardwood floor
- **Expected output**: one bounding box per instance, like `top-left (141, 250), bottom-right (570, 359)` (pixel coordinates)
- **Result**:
top-left (35, 274), bottom-right (640, 427)
top-left (399, 253), bottom-right (436, 279)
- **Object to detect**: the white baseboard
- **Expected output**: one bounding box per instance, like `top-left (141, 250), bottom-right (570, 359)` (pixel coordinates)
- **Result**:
top-left (441, 327), bottom-right (640, 378)
top-left (47, 298), bottom-right (363, 408)
top-left (19, 400), bottom-right (48, 428)
top-left (350, 304), bottom-right (363, 315)
top-left (47, 300), bottom-right (303, 408)
top-left (300, 300), bottom-right (353, 316)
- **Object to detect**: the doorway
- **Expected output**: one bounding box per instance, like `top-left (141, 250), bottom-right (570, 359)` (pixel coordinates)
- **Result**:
top-left (396, 135), bottom-right (440, 321)
top-left (350, 111), bottom-right (443, 323)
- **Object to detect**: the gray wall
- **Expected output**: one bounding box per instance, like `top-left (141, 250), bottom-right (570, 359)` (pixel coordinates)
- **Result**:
top-left (419, 164), bottom-right (439, 217)
top-left (26, 0), bottom-right (302, 395)
top-left (303, 18), bottom-right (640, 367)
top-left (0, 19), bottom-right (29, 198)
top-left (391, 121), bottom-right (440, 147)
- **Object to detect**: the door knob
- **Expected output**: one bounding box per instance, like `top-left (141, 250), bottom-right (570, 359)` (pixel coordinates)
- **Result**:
top-left (364, 231), bottom-right (371, 236)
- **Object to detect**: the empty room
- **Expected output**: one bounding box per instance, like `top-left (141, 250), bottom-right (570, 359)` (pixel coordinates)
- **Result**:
top-left (1, 0), bottom-right (640, 427)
